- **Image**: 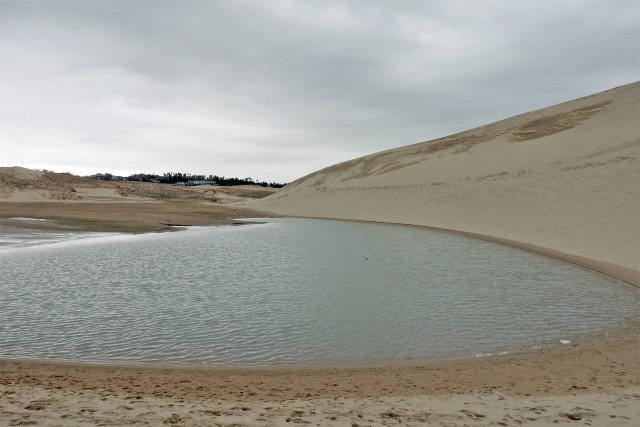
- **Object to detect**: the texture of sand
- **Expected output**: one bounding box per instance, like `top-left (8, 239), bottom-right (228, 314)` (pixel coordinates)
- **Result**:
top-left (1, 329), bottom-right (639, 426)
top-left (246, 82), bottom-right (640, 286)
top-left (2, 83), bottom-right (639, 425)
top-left (0, 167), bottom-right (278, 205)
top-left (0, 168), bottom-right (276, 232)
top-left (2, 384), bottom-right (638, 426)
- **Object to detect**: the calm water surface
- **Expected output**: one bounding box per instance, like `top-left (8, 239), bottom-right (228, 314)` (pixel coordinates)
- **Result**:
top-left (0, 218), bottom-right (637, 366)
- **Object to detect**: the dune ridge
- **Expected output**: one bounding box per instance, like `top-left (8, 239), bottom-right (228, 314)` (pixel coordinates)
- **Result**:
top-left (246, 82), bottom-right (640, 285)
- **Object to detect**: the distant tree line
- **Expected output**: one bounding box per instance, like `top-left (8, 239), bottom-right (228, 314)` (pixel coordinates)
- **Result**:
top-left (88, 172), bottom-right (286, 188)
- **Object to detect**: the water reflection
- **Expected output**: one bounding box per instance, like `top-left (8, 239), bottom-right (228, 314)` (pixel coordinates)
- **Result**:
top-left (0, 218), bottom-right (637, 366)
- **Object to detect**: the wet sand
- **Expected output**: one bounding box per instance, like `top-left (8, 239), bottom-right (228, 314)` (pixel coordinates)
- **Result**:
top-left (1, 328), bottom-right (638, 425)
top-left (0, 199), bottom-right (269, 233)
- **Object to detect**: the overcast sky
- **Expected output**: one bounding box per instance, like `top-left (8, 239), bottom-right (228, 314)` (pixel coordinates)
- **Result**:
top-left (1, 0), bottom-right (637, 182)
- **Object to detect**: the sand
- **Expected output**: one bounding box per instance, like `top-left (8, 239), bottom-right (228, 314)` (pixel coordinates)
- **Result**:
top-left (0, 167), bottom-right (278, 205)
top-left (2, 384), bottom-right (638, 426)
top-left (1, 329), bottom-right (639, 425)
top-left (2, 83), bottom-right (639, 425)
top-left (0, 167), bottom-right (276, 232)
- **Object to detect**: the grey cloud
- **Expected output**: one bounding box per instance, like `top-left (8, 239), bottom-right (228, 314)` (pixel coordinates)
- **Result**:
top-left (0, 0), bottom-right (637, 181)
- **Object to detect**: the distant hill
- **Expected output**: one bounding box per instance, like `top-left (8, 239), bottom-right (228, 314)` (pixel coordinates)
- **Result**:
top-left (0, 167), bottom-right (278, 203)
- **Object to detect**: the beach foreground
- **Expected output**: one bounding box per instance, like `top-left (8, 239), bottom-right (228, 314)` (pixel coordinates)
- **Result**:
top-left (1, 329), bottom-right (639, 425)
top-left (2, 385), bottom-right (638, 426)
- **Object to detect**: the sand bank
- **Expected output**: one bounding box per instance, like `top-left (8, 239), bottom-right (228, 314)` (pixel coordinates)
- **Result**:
top-left (0, 167), bottom-right (278, 232)
top-left (0, 200), bottom-right (268, 233)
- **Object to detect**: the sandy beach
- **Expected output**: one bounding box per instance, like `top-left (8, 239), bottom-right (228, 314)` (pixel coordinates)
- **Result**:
top-left (4, 384), bottom-right (638, 426)
top-left (1, 83), bottom-right (639, 425)
top-left (1, 328), bottom-right (639, 425)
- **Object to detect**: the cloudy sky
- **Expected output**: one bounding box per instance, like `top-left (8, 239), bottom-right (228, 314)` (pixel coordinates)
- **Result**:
top-left (1, 1), bottom-right (637, 182)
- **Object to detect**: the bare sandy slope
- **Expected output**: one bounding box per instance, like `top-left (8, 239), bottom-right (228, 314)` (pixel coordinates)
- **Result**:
top-left (0, 166), bottom-right (277, 204)
top-left (0, 167), bottom-right (277, 231)
top-left (246, 82), bottom-right (640, 285)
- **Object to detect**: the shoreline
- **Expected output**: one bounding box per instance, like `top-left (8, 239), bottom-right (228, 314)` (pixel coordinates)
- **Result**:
top-left (1, 214), bottom-right (637, 368)
top-left (0, 215), bottom-right (637, 396)
top-left (0, 199), bottom-right (273, 233)
top-left (1, 319), bottom-right (634, 371)
top-left (272, 215), bottom-right (640, 287)
top-left (1, 325), bottom-right (638, 400)
top-left (1, 215), bottom-right (637, 371)
top-left (4, 304), bottom-right (637, 425)
top-left (3, 209), bottom-right (638, 286)
top-left (0, 315), bottom-right (637, 371)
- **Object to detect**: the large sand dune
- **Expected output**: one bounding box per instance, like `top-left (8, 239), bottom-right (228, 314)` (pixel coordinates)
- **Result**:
top-left (247, 82), bottom-right (640, 285)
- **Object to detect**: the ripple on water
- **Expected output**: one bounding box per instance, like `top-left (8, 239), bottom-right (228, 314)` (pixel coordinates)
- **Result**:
top-left (0, 218), bottom-right (638, 366)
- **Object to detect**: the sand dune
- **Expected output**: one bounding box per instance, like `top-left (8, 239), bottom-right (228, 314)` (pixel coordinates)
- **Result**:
top-left (0, 167), bottom-right (277, 231)
top-left (0, 166), bottom-right (277, 204)
top-left (246, 82), bottom-right (640, 285)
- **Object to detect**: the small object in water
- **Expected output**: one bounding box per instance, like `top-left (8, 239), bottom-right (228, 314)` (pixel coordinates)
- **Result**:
top-left (559, 339), bottom-right (571, 344)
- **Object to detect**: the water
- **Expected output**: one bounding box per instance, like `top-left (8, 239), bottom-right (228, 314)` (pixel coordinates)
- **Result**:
top-left (0, 223), bottom-right (114, 250)
top-left (0, 218), bottom-right (637, 366)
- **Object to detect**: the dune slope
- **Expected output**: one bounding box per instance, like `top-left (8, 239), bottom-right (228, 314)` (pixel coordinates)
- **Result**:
top-left (247, 82), bottom-right (640, 285)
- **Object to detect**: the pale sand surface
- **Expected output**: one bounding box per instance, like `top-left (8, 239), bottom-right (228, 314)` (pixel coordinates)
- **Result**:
top-left (2, 84), bottom-right (639, 425)
top-left (2, 384), bottom-right (638, 426)
top-left (0, 168), bottom-right (275, 232)
top-left (1, 328), bottom-right (639, 425)
top-left (0, 167), bottom-right (277, 205)
top-left (1, 329), bottom-right (639, 425)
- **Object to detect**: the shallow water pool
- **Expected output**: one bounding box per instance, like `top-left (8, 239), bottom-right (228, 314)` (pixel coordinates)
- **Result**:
top-left (0, 218), bottom-right (637, 366)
